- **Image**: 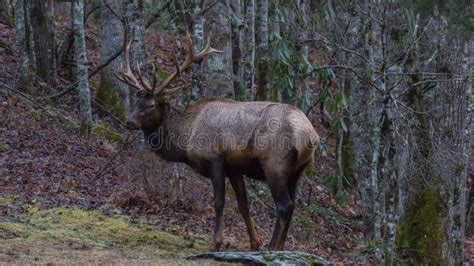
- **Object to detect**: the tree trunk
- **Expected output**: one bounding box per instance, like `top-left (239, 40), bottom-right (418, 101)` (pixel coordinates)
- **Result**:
top-left (14, 0), bottom-right (35, 91)
top-left (30, 0), bottom-right (56, 85)
top-left (231, 0), bottom-right (244, 100)
top-left (191, 4), bottom-right (205, 101)
top-left (348, 0), bottom-right (376, 241)
top-left (124, 0), bottom-right (146, 79)
top-left (242, 0), bottom-right (255, 100)
top-left (201, 0), bottom-right (234, 98)
top-left (96, 0), bottom-right (128, 122)
top-left (124, 0), bottom-right (146, 148)
top-left (73, 0), bottom-right (93, 136)
top-left (254, 0), bottom-right (268, 101)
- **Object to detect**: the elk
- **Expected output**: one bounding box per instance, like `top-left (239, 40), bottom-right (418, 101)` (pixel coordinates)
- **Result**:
top-left (117, 32), bottom-right (320, 251)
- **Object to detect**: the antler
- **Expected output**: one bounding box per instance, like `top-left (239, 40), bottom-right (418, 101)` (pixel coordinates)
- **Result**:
top-left (117, 31), bottom-right (222, 97)
top-left (155, 32), bottom-right (221, 95)
top-left (115, 35), bottom-right (156, 94)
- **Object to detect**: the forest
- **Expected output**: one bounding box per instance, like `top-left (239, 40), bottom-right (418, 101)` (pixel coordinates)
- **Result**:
top-left (0, 0), bottom-right (472, 265)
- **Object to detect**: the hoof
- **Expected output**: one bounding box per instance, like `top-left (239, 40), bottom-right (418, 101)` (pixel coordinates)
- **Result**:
top-left (250, 241), bottom-right (261, 251)
top-left (211, 241), bottom-right (223, 252)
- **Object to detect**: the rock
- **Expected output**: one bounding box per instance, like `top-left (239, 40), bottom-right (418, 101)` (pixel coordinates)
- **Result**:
top-left (186, 251), bottom-right (332, 265)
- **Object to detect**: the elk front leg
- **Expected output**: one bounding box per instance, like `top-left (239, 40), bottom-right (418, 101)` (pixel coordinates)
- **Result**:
top-left (210, 157), bottom-right (226, 251)
top-left (228, 174), bottom-right (261, 250)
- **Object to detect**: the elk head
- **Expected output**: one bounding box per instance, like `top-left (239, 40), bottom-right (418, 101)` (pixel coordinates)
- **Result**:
top-left (116, 32), bottom-right (221, 131)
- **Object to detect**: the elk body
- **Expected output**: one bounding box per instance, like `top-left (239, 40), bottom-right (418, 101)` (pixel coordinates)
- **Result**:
top-left (118, 33), bottom-right (320, 251)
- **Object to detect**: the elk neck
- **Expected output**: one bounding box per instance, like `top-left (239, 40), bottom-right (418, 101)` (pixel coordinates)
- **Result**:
top-left (142, 103), bottom-right (193, 163)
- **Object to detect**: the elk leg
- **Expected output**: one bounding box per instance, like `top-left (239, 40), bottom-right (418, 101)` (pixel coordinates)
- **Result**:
top-left (210, 157), bottom-right (226, 251)
top-left (228, 174), bottom-right (260, 250)
top-left (271, 188), bottom-right (294, 251)
top-left (267, 173), bottom-right (294, 251)
top-left (275, 164), bottom-right (307, 250)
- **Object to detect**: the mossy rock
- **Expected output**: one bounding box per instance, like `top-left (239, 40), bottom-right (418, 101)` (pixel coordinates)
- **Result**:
top-left (92, 123), bottom-right (123, 143)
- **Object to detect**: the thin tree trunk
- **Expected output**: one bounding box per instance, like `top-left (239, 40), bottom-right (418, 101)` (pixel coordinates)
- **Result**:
top-left (14, 0), bottom-right (34, 91)
top-left (349, 0), bottom-right (376, 240)
top-left (231, 0), bottom-right (244, 100)
top-left (124, 0), bottom-right (146, 148)
top-left (73, 0), bottom-right (93, 135)
top-left (124, 0), bottom-right (146, 78)
top-left (191, 4), bottom-right (205, 101)
top-left (242, 0), bottom-right (255, 100)
top-left (255, 0), bottom-right (268, 101)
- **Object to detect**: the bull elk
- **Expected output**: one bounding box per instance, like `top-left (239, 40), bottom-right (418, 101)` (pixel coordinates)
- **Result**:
top-left (117, 32), bottom-right (320, 251)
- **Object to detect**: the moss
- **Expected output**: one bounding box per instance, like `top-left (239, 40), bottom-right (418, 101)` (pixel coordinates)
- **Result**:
top-left (93, 123), bottom-right (123, 143)
top-left (341, 136), bottom-right (356, 188)
top-left (0, 207), bottom-right (209, 255)
top-left (0, 143), bottom-right (11, 154)
top-left (304, 163), bottom-right (315, 178)
top-left (0, 37), bottom-right (6, 48)
top-left (0, 196), bottom-right (13, 207)
top-left (95, 80), bottom-right (127, 123)
top-left (79, 121), bottom-right (92, 138)
top-left (292, 210), bottom-right (314, 229)
top-left (395, 188), bottom-right (445, 265)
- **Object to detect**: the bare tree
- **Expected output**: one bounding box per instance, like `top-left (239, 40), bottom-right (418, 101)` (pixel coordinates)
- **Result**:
top-left (242, 0), bottom-right (255, 100)
top-left (254, 0), bottom-right (268, 101)
top-left (231, 0), bottom-right (244, 100)
top-left (73, 0), bottom-right (92, 135)
top-left (14, 0), bottom-right (35, 91)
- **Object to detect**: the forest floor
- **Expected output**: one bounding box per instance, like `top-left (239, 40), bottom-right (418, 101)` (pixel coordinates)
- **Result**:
top-left (0, 15), bottom-right (473, 265)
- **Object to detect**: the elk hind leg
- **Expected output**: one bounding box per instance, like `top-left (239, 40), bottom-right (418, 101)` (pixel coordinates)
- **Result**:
top-left (210, 156), bottom-right (226, 251)
top-left (265, 169), bottom-right (294, 251)
top-left (275, 162), bottom-right (308, 250)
